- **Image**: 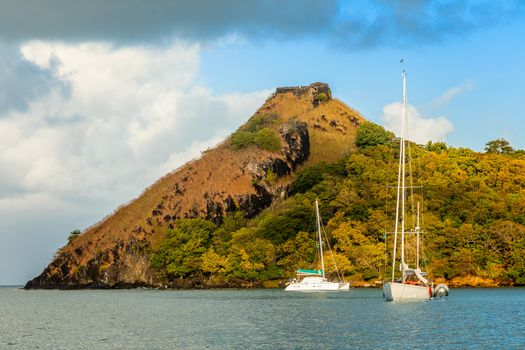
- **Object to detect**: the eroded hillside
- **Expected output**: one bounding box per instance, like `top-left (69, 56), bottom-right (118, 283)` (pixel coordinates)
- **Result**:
top-left (25, 82), bottom-right (364, 289)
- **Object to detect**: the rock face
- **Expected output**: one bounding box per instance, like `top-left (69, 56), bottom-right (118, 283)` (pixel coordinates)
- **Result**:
top-left (25, 82), bottom-right (364, 289)
top-left (25, 237), bottom-right (156, 289)
top-left (275, 82), bottom-right (332, 102)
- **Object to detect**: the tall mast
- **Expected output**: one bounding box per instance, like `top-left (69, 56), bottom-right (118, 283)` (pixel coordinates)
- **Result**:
top-left (401, 70), bottom-right (407, 266)
top-left (416, 201), bottom-right (420, 269)
top-left (315, 199), bottom-right (325, 279)
top-left (391, 70), bottom-right (408, 282)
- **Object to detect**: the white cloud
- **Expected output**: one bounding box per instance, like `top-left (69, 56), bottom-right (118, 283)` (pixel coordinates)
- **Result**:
top-left (0, 41), bottom-right (270, 283)
top-left (431, 82), bottom-right (475, 108)
top-left (2, 40), bottom-right (270, 200)
top-left (381, 102), bottom-right (454, 144)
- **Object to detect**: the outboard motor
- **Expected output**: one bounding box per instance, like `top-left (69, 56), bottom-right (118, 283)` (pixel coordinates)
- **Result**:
top-left (433, 283), bottom-right (449, 298)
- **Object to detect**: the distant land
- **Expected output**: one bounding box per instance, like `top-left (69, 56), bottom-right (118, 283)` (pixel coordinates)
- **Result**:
top-left (25, 83), bottom-right (525, 289)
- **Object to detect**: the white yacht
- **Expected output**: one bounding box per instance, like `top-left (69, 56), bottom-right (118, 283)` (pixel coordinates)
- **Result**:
top-left (383, 69), bottom-right (449, 301)
top-left (285, 199), bottom-right (349, 292)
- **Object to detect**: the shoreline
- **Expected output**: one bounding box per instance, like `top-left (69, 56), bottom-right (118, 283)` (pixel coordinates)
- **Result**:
top-left (18, 280), bottom-right (524, 291)
top-left (16, 285), bottom-right (525, 291)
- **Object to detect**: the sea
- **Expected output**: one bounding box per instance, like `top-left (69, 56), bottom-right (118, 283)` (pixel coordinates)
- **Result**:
top-left (1, 287), bottom-right (524, 349)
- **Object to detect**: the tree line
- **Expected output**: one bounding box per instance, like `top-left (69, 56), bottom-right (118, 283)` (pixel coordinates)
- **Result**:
top-left (149, 122), bottom-right (525, 286)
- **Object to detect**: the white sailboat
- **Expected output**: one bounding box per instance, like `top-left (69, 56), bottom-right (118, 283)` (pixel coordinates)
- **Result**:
top-left (285, 199), bottom-right (350, 292)
top-left (383, 69), bottom-right (449, 301)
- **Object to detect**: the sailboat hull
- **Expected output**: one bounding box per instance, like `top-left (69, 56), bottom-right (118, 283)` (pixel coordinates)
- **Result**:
top-left (383, 282), bottom-right (431, 301)
top-left (285, 200), bottom-right (350, 293)
top-left (285, 277), bottom-right (349, 292)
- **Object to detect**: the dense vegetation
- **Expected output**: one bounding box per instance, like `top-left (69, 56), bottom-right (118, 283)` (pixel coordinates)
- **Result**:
top-left (230, 113), bottom-right (281, 152)
top-left (151, 123), bottom-right (525, 286)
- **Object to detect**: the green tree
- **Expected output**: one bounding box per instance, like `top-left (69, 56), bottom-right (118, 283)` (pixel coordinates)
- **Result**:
top-left (231, 130), bottom-right (254, 150)
top-left (255, 200), bottom-right (315, 244)
top-left (67, 229), bottom-right (81, 244)
top-left (331, 220), bottom-right (384, 280)
top-left (245, 113), bottom-right (280, 132)
top-left (426, 141), bottom-right (448, 153)
top-left (253, 128), bottom-right (281, 152)
top-left (230, 113), bottom-right (281, 151)
top-left (151, 219), bottom-right (216, 278)
top-left (485, 138), bottom-right (514, 154)
top-left (355, 121), bottom-right (394, 149)
top-left (278, 231), bottom-right (316, 275)
top-left (289, 161), bottom-right (346, 195)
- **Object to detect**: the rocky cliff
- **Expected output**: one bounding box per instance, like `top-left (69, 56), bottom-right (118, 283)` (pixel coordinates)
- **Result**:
top-left (25, 82), bottom-right (364, 289)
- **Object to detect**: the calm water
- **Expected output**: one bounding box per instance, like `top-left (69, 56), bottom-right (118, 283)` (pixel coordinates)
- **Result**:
top-left (1, 287), bottom-right (524, 349)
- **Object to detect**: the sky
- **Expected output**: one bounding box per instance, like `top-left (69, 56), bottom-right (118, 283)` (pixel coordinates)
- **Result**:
top-left (1, 0), bottom-right (524, 285)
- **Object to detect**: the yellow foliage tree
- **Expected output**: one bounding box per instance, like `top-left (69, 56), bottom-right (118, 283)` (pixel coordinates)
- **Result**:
top-left (331, 220), bottom-right (385, 280)
top-left (201, 248), bottom-right (228, 275)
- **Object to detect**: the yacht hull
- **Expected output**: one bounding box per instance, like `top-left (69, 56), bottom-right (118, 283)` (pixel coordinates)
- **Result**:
top-left (285, 281), bottom-right (349, 292)
top-left (383, 282), bottom-right (431, 301)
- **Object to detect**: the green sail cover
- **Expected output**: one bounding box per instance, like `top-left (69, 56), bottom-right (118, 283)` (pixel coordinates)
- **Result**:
top-left (296, 269), bottom-right (323, 275)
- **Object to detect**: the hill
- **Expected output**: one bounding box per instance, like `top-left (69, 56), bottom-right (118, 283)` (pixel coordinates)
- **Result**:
top-left (136, 134), bottom-right (525, 289)
top-left (26, 83), bottom-right (525, 290)
top-left (25, 83), bottom-right (365, 289)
